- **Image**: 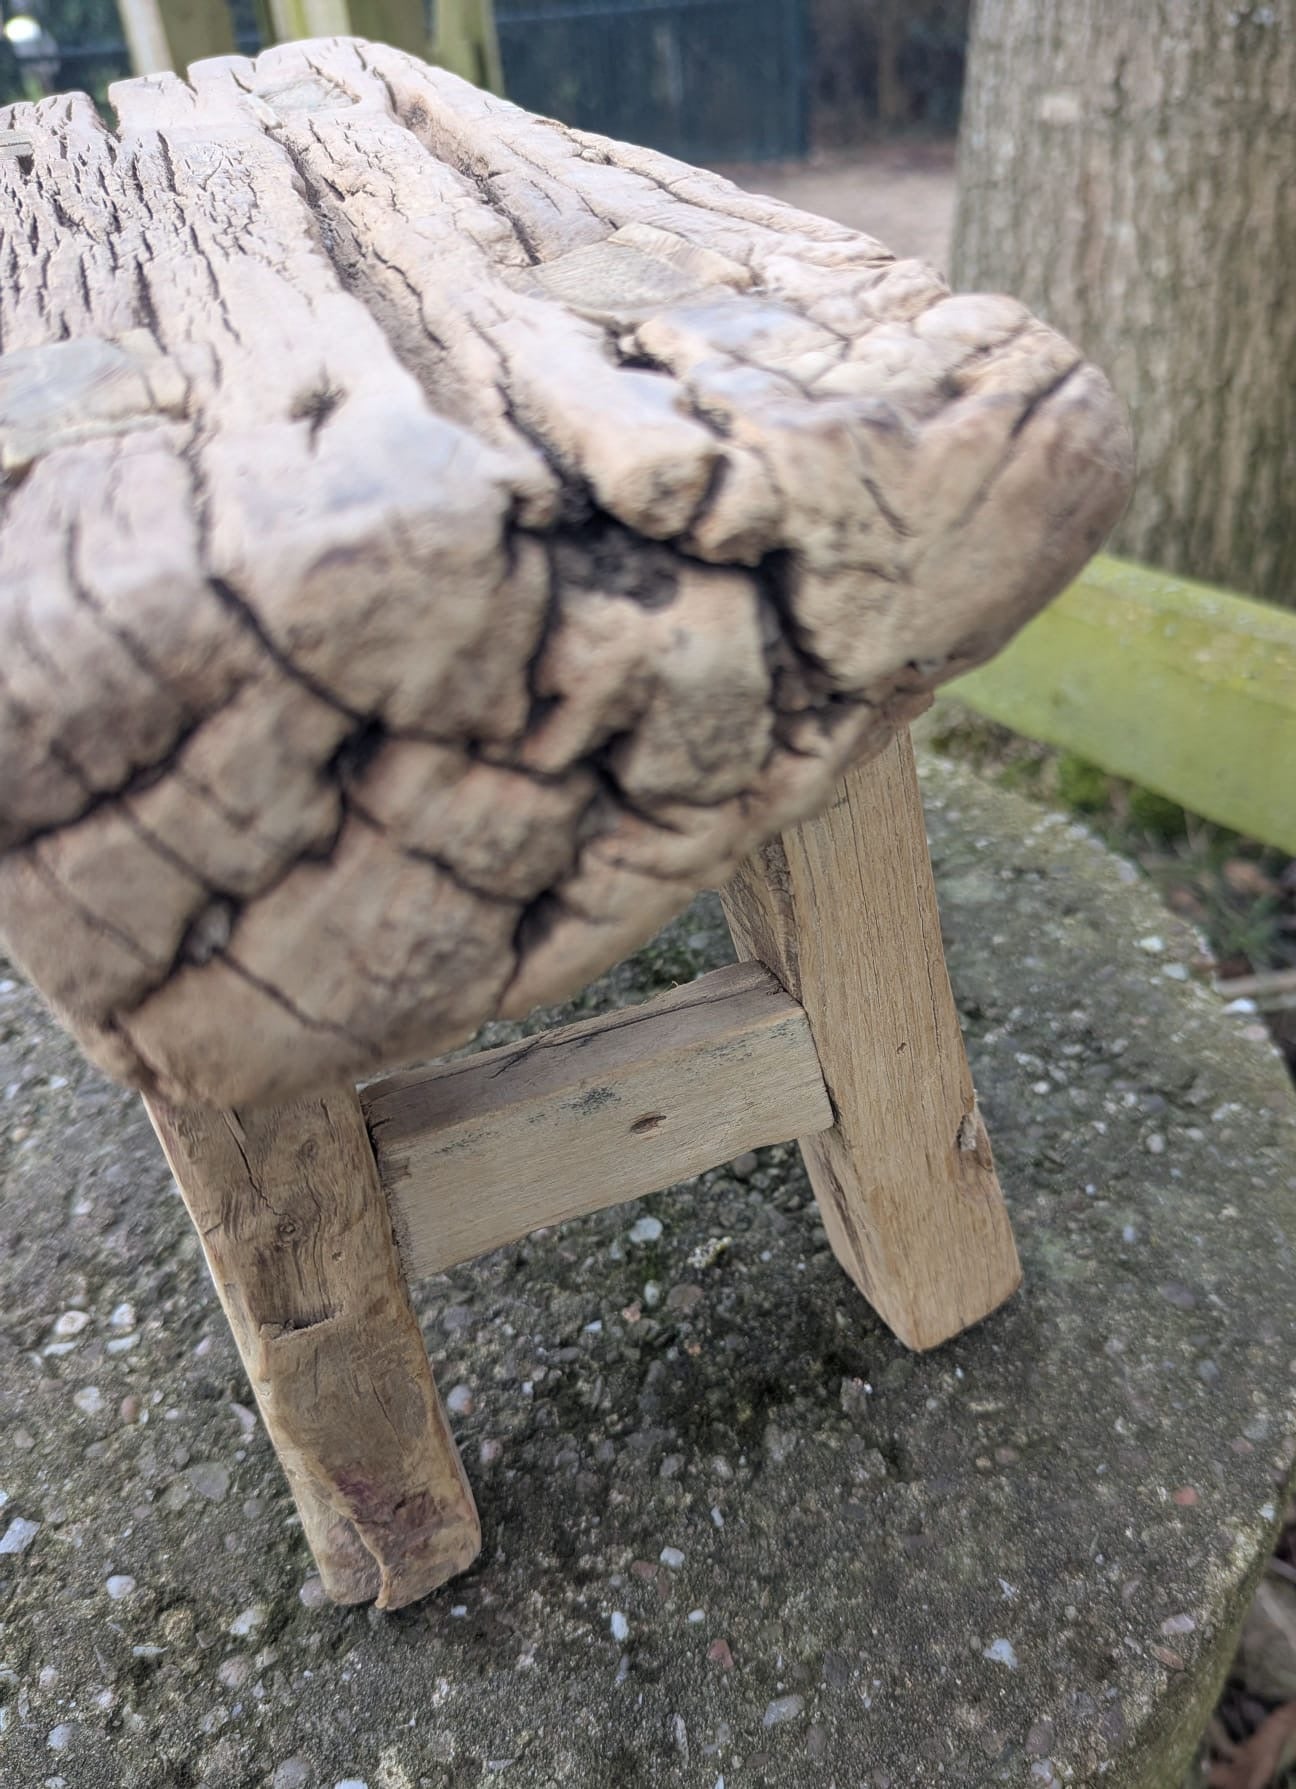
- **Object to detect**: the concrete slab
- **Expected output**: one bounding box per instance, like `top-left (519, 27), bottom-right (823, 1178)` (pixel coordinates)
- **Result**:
top-left (1, 757), bottom-right (1293, 1789)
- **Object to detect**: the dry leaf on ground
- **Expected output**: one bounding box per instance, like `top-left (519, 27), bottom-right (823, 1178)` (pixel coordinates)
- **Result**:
top-left (1208, 1703), bottom-right (1296, 1789)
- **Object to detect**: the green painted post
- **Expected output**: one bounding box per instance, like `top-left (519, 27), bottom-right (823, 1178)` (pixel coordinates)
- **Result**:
top-left (266, 0), bottom-right (350, 39)
top-left (264, 0), bottom-right (434, 61)
top-left (120, 0), bottom-right (236, 74)
top-left (433, 0), bottom-right (503, 93)
top-left (348, 0), bottom-right (431, 55)
top-left (162, 0), bottom-right (237, 67)
top-left (948, 556), bottom-right (1296, 853)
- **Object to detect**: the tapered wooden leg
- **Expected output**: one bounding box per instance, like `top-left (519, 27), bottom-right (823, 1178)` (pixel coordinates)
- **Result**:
top-left (721, 730), bottom-right (1021, 1350)
top-left (145, 1086), bottom-right (480, 1608)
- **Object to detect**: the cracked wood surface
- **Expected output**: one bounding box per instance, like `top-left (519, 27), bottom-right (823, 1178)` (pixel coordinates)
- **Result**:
top-left (145, 1085), bottom-right (481, 1608)
top-left (0, 40), bottom-right (1133, 1107)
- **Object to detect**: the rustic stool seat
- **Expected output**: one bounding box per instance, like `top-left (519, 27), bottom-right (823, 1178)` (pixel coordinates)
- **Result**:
top-left (0, 40), bottom-right (1131, 1608)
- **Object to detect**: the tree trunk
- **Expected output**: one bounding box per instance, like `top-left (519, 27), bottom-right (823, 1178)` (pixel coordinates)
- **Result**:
top-left (951, 0), bottom-right (1296, 608)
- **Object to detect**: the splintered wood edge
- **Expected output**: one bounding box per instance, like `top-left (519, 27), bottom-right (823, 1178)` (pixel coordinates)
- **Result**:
top-left (362, 961), bottom-right (833, 1279)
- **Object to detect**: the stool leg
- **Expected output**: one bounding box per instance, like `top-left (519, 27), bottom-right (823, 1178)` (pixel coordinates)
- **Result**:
top-left (722, 730), bottom-right (1021, 1350)
top-left (145, 1086), bottom-right (480, 1608)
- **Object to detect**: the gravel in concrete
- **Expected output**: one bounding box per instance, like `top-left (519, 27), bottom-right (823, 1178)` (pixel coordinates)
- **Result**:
top-left (1, 758), bottom-right (1293, 1788)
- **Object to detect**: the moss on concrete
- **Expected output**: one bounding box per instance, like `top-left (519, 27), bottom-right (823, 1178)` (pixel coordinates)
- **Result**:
top-left (1, 757), bottom-right (1293, 1788)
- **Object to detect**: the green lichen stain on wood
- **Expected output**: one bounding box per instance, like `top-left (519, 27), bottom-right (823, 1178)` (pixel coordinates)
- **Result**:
top-left (949, 555), bottom-right (1296, 852)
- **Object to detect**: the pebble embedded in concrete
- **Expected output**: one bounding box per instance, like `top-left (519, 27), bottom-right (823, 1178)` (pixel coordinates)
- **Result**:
top-left (188, 1462), bottom-right (230, 1502)
top-left (271, 1761), bottom-right (312, 1789)
top-left (0, 1516), bottom-right (39, 1555)
top-left (0, 757), bottom-right (1292, 1789)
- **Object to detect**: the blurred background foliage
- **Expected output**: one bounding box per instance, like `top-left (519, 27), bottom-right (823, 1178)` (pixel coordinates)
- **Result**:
top-left (809, 0), bottom-right (969, 141)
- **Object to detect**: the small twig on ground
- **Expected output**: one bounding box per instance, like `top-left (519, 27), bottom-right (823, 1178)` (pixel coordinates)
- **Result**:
top-left (1216, 968), bottom-right (1296, 1012)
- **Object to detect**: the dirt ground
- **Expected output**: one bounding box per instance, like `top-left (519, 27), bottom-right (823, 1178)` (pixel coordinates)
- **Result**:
top-left (716, 140), bottom-right (957, 271)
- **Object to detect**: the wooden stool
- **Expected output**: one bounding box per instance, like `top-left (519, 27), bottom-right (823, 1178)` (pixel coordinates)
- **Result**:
top-left (0, 41), bottom-right (1132, 1609)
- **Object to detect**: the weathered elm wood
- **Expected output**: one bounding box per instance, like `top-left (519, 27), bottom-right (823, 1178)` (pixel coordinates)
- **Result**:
top-left (365, 961), bottom-right (832, 1278)
top-left (145, 1087), bottom-right (480, 1607)
top-left (0, 42), bottom-right (1132, 1112)
top-left (722, 732), bottom-right (1021, 1350)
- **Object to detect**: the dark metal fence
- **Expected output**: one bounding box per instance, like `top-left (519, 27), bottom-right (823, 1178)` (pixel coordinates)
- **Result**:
top-left (495, 0), bottom-right (808, 164)
top-left (2, 0), bottom-right (809, 163)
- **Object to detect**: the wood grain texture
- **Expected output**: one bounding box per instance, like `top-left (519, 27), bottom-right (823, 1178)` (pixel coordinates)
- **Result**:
top-left (722, 732), bottom-right (1021, 1350)
top-left (364, 961), bottom-right (833, 1278)
top-left (0, 41), bottom-right (1131, 1108)
top-left (146, 1086), bottom-right (480, 1607)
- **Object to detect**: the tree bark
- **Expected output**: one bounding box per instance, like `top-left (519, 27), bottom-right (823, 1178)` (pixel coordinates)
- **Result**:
top-left (952, 0), bottom-right (1296, 608)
